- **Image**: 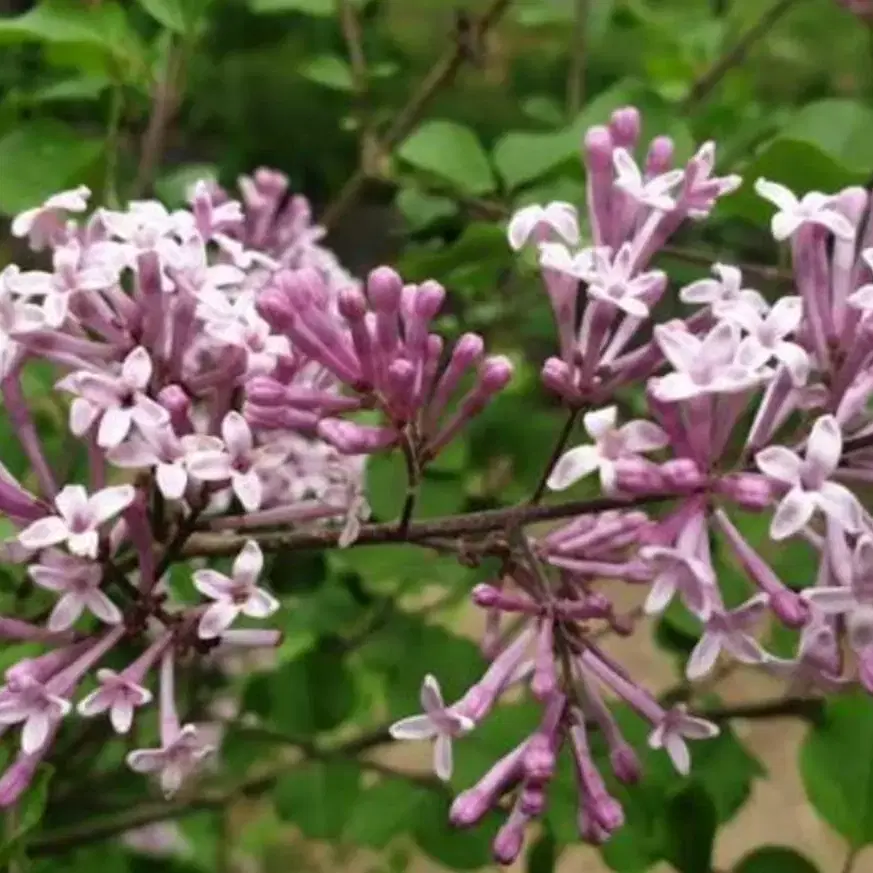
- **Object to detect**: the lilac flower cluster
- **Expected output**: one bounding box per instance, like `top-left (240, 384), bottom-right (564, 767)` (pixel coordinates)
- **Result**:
top-left (388, 107), bottom-right (873, 862)
top-left (0, 169), bottom-right (380, 801)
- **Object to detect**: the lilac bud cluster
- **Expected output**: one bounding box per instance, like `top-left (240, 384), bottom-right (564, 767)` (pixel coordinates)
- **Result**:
top-left (0, 169), bottom-right (384, 801)
top-left (388, 106), bottom-right (873, 862)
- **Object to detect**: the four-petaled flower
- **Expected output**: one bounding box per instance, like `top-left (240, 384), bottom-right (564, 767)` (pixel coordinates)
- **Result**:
top-left (612, 149), bottom-right (684, 212)
top-left (108, 424), bottom-right (222, 501)
top-left (28, 550), bottom-right (121, 631)
top-left (651, 319), bottom-right (768, 402)
top-left (679, 263), bottom-right (768, 319)
top-left (78, 668), bottom-right (153, 734)
top-left (186, 411), bottom-right (290, 511)
top-left (506, 202), bottom-right (580, 251)
top-left (57, 346), bottom-right (168, 449)
top-left (547, 405), bottom-right (668, 493)
top-left (685, 595), bottom-right (768, 680)
top-left (8, 240), bottom-right (120, 327)
top-left (647, 705), bottom-right (719, 775)
top-left (389, 675), bottom-right (475, 781)
top-left (192, 540), bottom-right (279, 639)
top-left (126, 724), bottom-right (213, 798)
top-left (585, 244), bottom-right (666, 319)
top-left (754, 179), bottom-right (855, 242)
top-left (731, 295), bottom-right (810, 386)
top-left (11, 185), bottom-right (90, 251)
top-left (0, 676), bottom-right (71, 753)
top-left (18, 484), bottom-right (136, 559)
top-left (755, 414), bottom-right (862, 540)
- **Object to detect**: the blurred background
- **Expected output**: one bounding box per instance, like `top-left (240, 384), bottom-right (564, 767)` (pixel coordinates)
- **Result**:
top-left (2, 0), bottom-right (873, 871)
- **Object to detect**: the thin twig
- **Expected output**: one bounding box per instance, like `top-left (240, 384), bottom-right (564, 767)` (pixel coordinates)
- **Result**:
top-left (183, 490), bottom-right (679, 559)
top-left (530, 408), bottom-right (579, 504)
top-left (132, 39), bottom-right (186, 198)
top-left (321, 0), bottom-right (514, 230)
top-left (680, 0), bottom-right (806, 112)
top-left (698, 696), bottom-right (824, 724)
top-left (658, 244), bottom-right (793, 285)
top-left (398, 431), bottom-right (421, 533)
top-left (566, 0), bottom-right (589, 116)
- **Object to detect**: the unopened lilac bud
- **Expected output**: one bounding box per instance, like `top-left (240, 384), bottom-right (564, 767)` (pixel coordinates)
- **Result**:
top-left (531, 619), bottom-right (557, 701)
top-left (367, 266), bottom-right (403, 311)
top-left (453, 332), bottom-right (485, 365)
top-left (257, 285), bottom-right (294, 330)
top-left (661, 458), bottom-right (706, 491)
top-left (414, 280), bottom-right (446, 320)
top-left (479, 356), bottom-right (514, 394)
top-left (771, 590), bottom-right (810, 629)
top-left (541, 356), bottom-right (579, 400)
top-left (579, 810), bottom-right (611, 845)
top-left (471, 584), bottom-right (537, 614)
top-left (610, 744), bottom-right (641, 784)
top-left (450, 790), bottom-right (492, 827)
top-left (520, 783), bottom-right (547, 816)
top-left (645, 135), bottom-right (675, 177)
top-left (492, 817), bottom-right (526, 865)
top-left (523, 735), bottom-right (556, 781)
top-left (0, 753), bottom-right (41, 806)
top-left (584, 126), bottom-right (614, 172)
top-left (292, 267), bottom-right (330, 309)
top-left (338, 286), bottom-right (368, 321)
top-left (609, 107), bottom-right (641, 149)
top-left (472, 584), bottom-right (503, 607)
top-left (316, 419), bottom-right (398, 454)
top-left (385, 359), bottom-right (418, 421)
top-left (613, 457), bottom-right (663, 494)
top-left (717, 473), bottom-right (773, 510)
top-left (157, 384), bottom-right (191, 425)
top-left (246, 376), bottom-right (285, 407)
top-left (590, 793), bottom-right (625, 832)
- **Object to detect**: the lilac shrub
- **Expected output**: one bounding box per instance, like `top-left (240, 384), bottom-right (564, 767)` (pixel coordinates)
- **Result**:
top-left (2, 103), bottom-right (873, 865)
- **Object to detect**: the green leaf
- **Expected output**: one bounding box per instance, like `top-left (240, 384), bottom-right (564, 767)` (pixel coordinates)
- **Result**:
top-left (135, 0), bottom-right (187, 32)
top-left (27, 74), bottom-right (110, 103)
top-left (344, 778), bottom-right (428, 848)
top-left (526, 830), bottom-right (558, 873)
top-left (300, 55), bottom-right (355, 91)
top-left (396, 187), bottom-right (458, 233)
top-left (413, 791), bottom-right (497, 870)
top-left (155, 163), bottom-right (217, 206)
top-left (250, 0), bottom-right (369, 14)
top-left (243, 640), bottom-right (356, 736)
top-left (274, 758), bottom-right (361, 839)
top-left (0, 1), bottom-right (145, 73)
top-left (800, 691), bottom-right (873, 847)
top-left (732, 847), bottom-right (820, 873)
top-left (398, 120), bottom-right (496, 196)
top-left (0, 121), bottom-right (102, 216)
top-left (492, 79), bottom-right (694, 191)
top-left (781, 99), bottom-right (873, 175)
top-left (663, 782), bottom-right (717, 873)
top-left (593, 705), bottom-right (763, 872)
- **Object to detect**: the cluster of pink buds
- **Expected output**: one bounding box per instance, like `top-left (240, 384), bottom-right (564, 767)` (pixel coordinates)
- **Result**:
top-left (252, 265), bottom-right (514, 462)
top-left (0, 168), bottom-right (377, 802)
top-left (388, 106), bottom-right (873, 863)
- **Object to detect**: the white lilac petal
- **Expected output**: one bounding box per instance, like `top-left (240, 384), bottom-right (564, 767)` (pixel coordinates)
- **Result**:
top-left (55, 484), bottom-right (89, 521)
top-left (433, 733), bottom-right (454, 781)
top-left (232, 470), bottom-right (263, 512)
top-left (241, 588), bottom-right (279, 619)
top-left (198, 601), bottom-right (240, 639)
top-left (89, 484), bottom-right (136, 524)
top-left (685, 632), bottom-right (723, 680)
top-left (770, 488), bottom-right (817, 540)
top-left (663, 732), bottom-right (691, 776)
top-left (233, 540), bottom-right (264, 585)
top-left (420, 674), bottom-right (445, 714)
top-left (222, 411), bottom-right (253, 457)
top-left (547, 445), bottom-right (601, 490)
top-left (806, 415), bottom-right (842, 479)
top-left (18, 516), bottom-right (69, 551)
top-left (755, 446), bottom-right (802, 485)
top-left (583, 406), bottom-right (618, 441)
top-left (389, 715), bottom-right (438, 740)
top-left (192, 569), bottom-right (235, 600)
top-left (817, 481), bottom-right (862, 533)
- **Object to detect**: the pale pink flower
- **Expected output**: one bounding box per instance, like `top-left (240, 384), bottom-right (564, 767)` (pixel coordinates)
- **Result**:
top-left (547, 405), bottom-right (668, 493)
top-left (8, 240), bottom-right (120, 327)
top-left (78, 669), bottom-right (152, 734)
top-left (507, 202), bottom-right (580, 251)
top-left (585, 244), bottom-right (666, 319)
top-left (11, 185), bottom-right (90, 251)
top-left (754, 179), bottom-right (855, 242)
top-left (18, 484), bottom-right (136, 558)
top-left (126, 724), bottom-right (213, 798)
top-left (731, 296), bottom-right (809, 386)
top-left (755, 414), bottom-right (862, 540)
top-left (0, 676), bottom-right (71, 753)
top-left (389, 674), bottom-right (474, 781)
top-left (679, 263), bottom-right (767, 319)
top-left (651, 320), bottom-right (767, 402)
top-left (28, 551), bottom-right (121, 631)
top-left (186, 412), bottom-right (290, 512)
top-left (647, 705), bottom-right (719, 775)
top-left (57, 346), bottom-right (168, 448)
top-left (192, 540), bottom-right (278, 639)
top-left (612, 148), bottom-right (684, 212)
top-left (685, 595), bottom-right (768, 680)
